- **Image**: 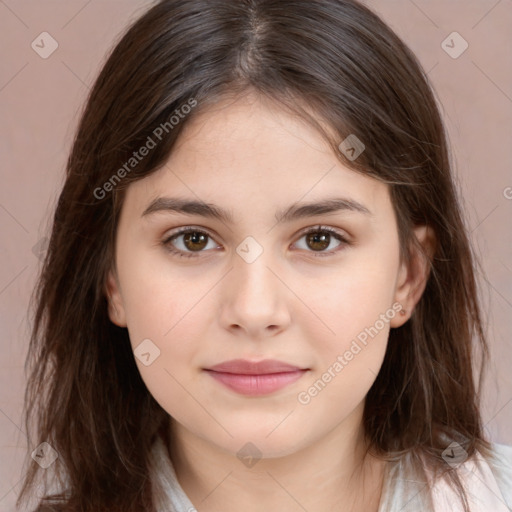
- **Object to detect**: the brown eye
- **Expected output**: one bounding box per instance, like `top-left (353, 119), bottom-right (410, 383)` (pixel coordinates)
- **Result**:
top-left (305, 231), bottom-right (331, 251)
top-left (293, 226), bottom-right (350, 257)
top-left (162, 228), bottom-right (219, 258)
top-left (182, 231), bottom-right (209, 251)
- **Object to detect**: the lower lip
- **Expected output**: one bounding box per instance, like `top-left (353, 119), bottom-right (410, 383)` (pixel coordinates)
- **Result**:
top-left (204, 370), bottom-right (307, 396)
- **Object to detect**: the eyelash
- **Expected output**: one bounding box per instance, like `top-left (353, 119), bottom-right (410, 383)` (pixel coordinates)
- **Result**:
top-left (161, 225), bottom-right (351, 259)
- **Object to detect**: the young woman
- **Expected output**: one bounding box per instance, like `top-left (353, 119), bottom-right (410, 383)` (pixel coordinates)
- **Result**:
top-left (17, 0), bottom-right (512, 511)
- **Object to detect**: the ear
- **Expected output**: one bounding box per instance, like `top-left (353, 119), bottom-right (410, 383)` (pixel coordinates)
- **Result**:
top-left (105, 268), bottom-right (127, 327)
top-left (390, 225), bottom-right (436, 328)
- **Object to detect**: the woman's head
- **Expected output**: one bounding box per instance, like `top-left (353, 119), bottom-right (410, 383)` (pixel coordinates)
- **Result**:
top-left (105, 88), bottom-right (432, 460)
top-left (19, 0), bottom-right (490, 511)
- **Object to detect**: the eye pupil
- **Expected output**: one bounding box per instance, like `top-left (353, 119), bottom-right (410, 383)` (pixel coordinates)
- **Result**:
top-left (307, 232), bottom-right (330, 251)
top-left (183, 232), bottom-right (208, 251)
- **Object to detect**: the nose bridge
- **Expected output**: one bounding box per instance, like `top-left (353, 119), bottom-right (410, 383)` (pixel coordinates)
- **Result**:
top-left (219, 234), bottom-right (290, 334)
top-left (232, 237), bottom-right (278, 302)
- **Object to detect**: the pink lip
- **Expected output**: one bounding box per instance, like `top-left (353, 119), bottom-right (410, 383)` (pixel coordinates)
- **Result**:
top-left (207, 359), bottom-right (305, 374)
top-left (203, 359), bottom-right (309, 396)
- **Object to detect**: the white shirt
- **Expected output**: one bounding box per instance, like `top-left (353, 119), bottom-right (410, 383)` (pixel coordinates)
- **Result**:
top-left (149, 436), bottom-right (512, 512)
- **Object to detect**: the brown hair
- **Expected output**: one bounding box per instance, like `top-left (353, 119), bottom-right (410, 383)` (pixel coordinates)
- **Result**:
top-left (17, 0), bottom-right (492, 510)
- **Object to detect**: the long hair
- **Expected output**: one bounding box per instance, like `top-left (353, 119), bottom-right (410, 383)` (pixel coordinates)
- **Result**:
top-left (17, 0), bottom-right (492, 510)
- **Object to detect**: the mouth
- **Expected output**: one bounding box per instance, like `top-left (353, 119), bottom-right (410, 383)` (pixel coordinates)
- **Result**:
top-left (203, 359), bottom-right (309, 396)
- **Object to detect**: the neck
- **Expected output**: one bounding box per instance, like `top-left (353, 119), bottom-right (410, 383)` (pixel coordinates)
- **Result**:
top-left (167, 403), bottom-right (386, 512)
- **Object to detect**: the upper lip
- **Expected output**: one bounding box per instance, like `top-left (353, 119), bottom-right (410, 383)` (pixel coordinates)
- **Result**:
top-left (205, 359), bottom-right (306, 375)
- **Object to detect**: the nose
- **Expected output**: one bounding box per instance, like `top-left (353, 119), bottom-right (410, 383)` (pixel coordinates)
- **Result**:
top-left (218, 247), bottom-right (291, 339)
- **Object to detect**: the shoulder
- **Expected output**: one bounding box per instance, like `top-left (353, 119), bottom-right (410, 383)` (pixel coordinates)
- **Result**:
top-left (431, 441), bottom-right (512, 512)
top-left (380, 443), bottom-right (512, 512)
top-left (485, 442), bottom-right (512, 506)
top-left (487, 441), bottom-right (512, 466)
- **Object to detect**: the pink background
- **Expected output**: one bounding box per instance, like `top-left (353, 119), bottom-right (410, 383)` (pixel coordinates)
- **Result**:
top-left (1, 1), bottom-right (511, 510)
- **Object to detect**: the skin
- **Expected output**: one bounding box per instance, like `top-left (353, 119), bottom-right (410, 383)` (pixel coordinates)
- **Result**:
top-left (106, 90), bottom-right (435, 512)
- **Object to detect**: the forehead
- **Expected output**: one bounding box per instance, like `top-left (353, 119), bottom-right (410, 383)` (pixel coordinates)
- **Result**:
top-left (122, 93), bottom-right (392, 223)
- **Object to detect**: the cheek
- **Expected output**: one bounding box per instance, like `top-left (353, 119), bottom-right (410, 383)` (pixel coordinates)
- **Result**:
top-left (296, 267), bottom-right (395, 416)
top-left (116, 247), bottom-right (211, 378)
top-left (118, 258), bottom-right (204, 418)
top-left (302, 250), bottom-right (399, 345)
top-left (294, 251), bottom-right (399, 407)
top-left (118, 246), bottom-right (199, 343)
top-left (134, 359), bottom-right (204, 429)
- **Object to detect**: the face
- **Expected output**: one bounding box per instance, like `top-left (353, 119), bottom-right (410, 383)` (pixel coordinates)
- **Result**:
top-left (106, 91), bottom-right (429, 459)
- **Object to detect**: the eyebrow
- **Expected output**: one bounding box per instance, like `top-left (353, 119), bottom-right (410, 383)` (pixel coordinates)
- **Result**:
top-left (141, 196), bottom-right (372, 223)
